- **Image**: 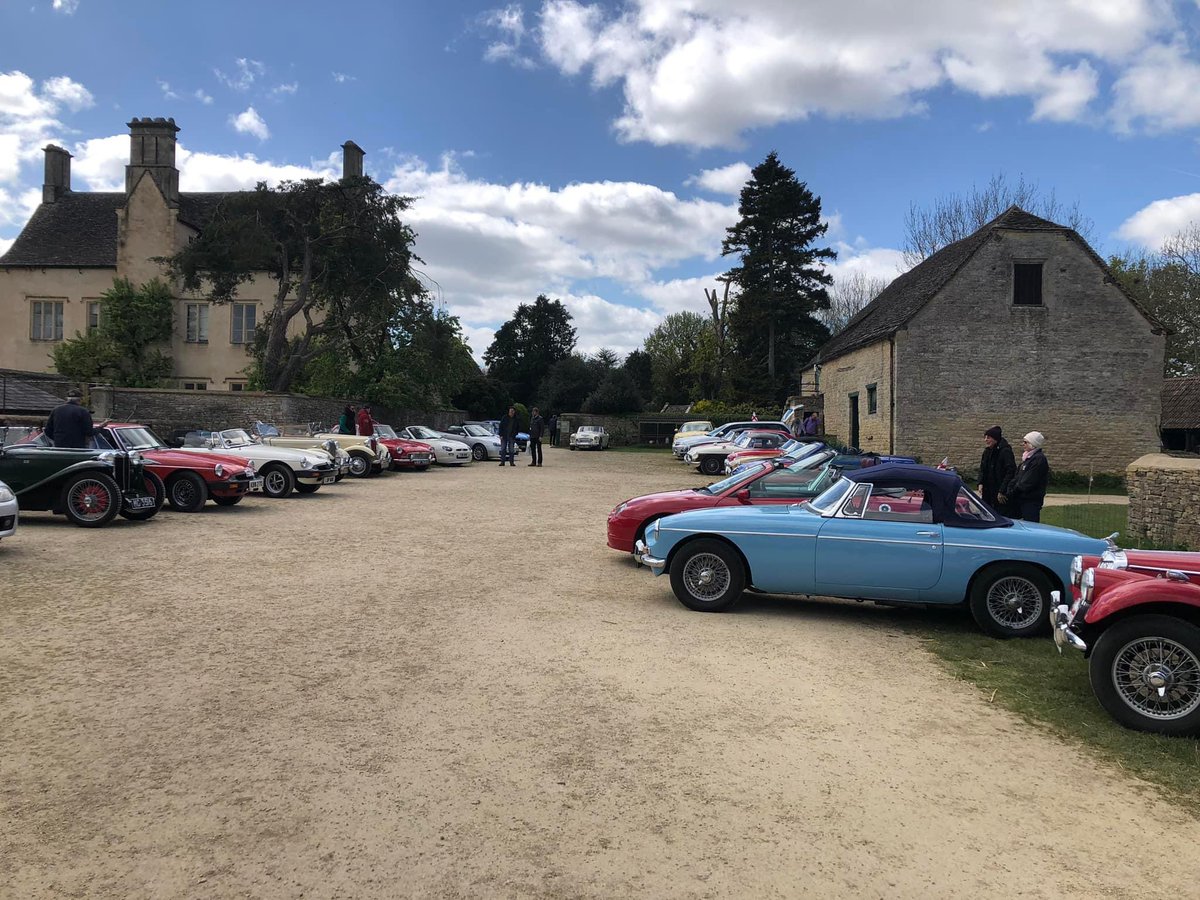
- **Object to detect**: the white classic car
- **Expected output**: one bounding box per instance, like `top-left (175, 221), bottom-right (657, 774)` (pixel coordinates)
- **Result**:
top-left (396, 425), bottom-right (473, 465)
top-left (570, 425), bottom-right (610, 450)
top-left (176, 429), bottom-right (339, 498)
top-left (0, 479), bottom-right (17, 541)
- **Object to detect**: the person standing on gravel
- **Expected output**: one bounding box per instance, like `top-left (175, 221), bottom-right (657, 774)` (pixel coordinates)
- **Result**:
top-left (498, 406), bottom-right (519, 467)
top-left (548, 414), bottom-right (560, 447)
top-left (528, 408), bottom-right (545, 467)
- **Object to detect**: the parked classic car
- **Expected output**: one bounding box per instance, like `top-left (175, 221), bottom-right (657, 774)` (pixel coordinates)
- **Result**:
top-left (253, 423), bottom-right (373, 477)
top-left (725, 436), bottom-right (826, 472)
top-left (176, 429), bottom-right (338, 497)
top-left (673, 421), bottom-right (790, 458)
top-left (0, 443), bottom-right (159, 526)
top-left (728, 441), bottom-right (916, 476)
top-left (670, 420), bottom-right (714, 444)
top-left (570, 425), bottom-right (610, 450)
top-left (27, 424), bottom-right (262, 512)
top-left (0, 479), bottom-right (18, 540)
top-left (608, 449), bottom-right (844, 552)
top-left (444, 423), bottom-right (506, 461)
top-left (686, 429), bottom-right (790, 475)
top-left (1052, 550), bottom-right (1200, 735)
top-left (371, 424), bottom-right (434, 470)
top-left (635, 463), bottom-right (1108, 638)
top-left (396, 426), bottom-right (473, 465)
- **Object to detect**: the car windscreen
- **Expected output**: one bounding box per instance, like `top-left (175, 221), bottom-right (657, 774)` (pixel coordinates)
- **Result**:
top-left (114, 427), bottom-right (163, 450)
top-left (703, 464), bottom-right (766, 494)
top-left (786, 449), bottom-right (836, 472)
top-left (408, 426), bottom-right (440, 439)
top-left (462, 425), bottom-right (492, 437)
top-left (374, 425), bottom-right (398, 438)
top-left (731, 431), bottom-right (754, 448)
top-left (807, 477), bottom-right (853, 514)
top-left (220, 429), bottom-right (253, 445)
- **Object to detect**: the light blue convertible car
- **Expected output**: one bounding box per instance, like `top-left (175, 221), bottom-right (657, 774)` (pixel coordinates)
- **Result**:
top-left (635, 463), bottom-right (1110, 637)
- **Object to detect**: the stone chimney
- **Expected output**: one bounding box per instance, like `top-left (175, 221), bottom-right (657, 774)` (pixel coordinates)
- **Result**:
top-left (126, 117), bottom-right (180, 205)
top-left (342, 141), bottom-right (364, 180)
top-left (42, 144), bottom-right (72, 203)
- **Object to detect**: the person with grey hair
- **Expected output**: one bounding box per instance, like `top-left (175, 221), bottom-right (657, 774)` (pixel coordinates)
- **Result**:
top-left (999, 431), bottom-right (1050, 522)
top-left (44, 388), bottom-right (108, 449)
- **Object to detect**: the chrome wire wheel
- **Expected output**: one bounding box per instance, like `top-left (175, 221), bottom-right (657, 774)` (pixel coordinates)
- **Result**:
top-left (68, 478), bottom-right (113, 521)
top-left (985, 575), bottom-right (1043, 631)
top-left (1112, 637), bottom-right (1200, 721)
top-left (682, 552), bottom-right (731, 601)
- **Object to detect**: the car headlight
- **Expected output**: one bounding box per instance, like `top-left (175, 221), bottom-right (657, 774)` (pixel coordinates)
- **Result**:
top-left (1070, 555), bottom-right (1082, 587)
top-left (1080, 568), bottom-right (1095, 606)
top-left (0, 486), bottom-right (14, 503)
top-left (214, 463), bottom-right (225, 478)
top-left (301, 456), bottom-right (312, 468)
top-left (245, 460), bottom-right (256, 474)
top-left (648, 519), bottom-right (660, 539)
top-left (442, 445), bottom-right (454, 451)
top-left (614, 502), bottom-right (628, 515)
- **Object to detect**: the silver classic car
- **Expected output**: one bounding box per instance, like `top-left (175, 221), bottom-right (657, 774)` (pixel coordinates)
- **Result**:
top-left (570, 425), bottom-right (610, 450)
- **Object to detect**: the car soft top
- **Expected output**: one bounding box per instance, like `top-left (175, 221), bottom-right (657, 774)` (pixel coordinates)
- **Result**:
top-left (845, 462), bottom-right (1013, 529)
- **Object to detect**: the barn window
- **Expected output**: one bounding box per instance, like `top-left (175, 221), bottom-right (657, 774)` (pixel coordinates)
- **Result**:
top-left (867, 383), bottom-right (878, 415)
top-left (1013, 263), bottom-right (1043, 306)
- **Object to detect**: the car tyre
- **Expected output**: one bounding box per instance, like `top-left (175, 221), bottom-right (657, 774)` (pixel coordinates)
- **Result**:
top-left (669, 538), bottom-right (746, 613)
top-left (121, 470), bottom-right (165, 521)
top-left (261, 464), bottom-right (295, 498)
top-left (472, 443), bottom-right (488, 461)
top-left (1089, 615), bottom-right (1200, 736)
top-left (699, 456), bottom-right (723, 476)
top-left (295, 482), bottom-right (321, 494)
top-left (968, 563), bottom-right (1053, 638)
top-left (348, 453), bottom-right (372, 477)
top-left (60, 471), bottom-right (121, 527)
top-left (166, 470), bottom-right (208, 513)
top-left (212, 495), bottom-right (243, 507)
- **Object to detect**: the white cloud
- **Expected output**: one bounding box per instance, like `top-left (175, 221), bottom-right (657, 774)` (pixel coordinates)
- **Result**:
top-left (332, 71), bottom-right (356, 84)
top-left (51, 0), bottom-right (79, 13)
top-left (1117, 193), bottom-right (1200, 248)
top-left (501, 0), bottom-right (1183, 147)
top-left (0, 70), bottom-right (95, 202)
top-left (827, 244), bottom-right (907, 284)
top-left (1112, 42), bottom-right (1200, 132)
top-left (230, 106), bottom-right (269, 141)
top-left (41, 75), bottom-right (93, 111)
top-left (270, 82), bottom-right (299, 97)
top-left (215, 58), bottom-right (265, 92)
top-left (194, 89), bottom-right (214, 105)
top-left (684, 161), bottom-right (750, 195)
top-left (158, 80), bottom-right (178, 101)
top-left (0, 236), bottom-right (13, 256)
top-left (481, 4), bottom-right (537, 69)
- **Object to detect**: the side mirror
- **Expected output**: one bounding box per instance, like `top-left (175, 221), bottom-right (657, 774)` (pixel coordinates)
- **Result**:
top-left (735, 488), bottom-right (751, 502)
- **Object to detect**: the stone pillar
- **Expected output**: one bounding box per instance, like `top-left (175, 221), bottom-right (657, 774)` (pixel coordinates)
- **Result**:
top-left (42, 145), bottom-right (72, 203)
top-left (125, 117), bottom-right (180, 205)
top-left (342, 141), bottom-right (364, 179)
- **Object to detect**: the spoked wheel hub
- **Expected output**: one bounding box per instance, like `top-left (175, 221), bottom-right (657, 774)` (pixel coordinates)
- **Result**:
top-left (1113, 638), bottom-right (1200, 721)
top-left (985, 576), bottom-right (1042, 630)
top-left (682, 553), bottom-right (730, 601)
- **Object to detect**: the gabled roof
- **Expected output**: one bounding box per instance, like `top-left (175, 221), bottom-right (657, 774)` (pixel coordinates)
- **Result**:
top-left (0, 374), bottom-right (64, 413)
top-left (813, 206), bottom-right (1163, 365)
top-left (1162, 378), bottom-right (1200, 429)
top-left (0, 191), bottom-right (237, 268)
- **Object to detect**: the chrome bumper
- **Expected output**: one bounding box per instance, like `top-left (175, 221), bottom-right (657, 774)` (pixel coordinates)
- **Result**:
top-left (634, 539), bottom-right (666, 571)
top-left (1050, 591), bottom-right (1087, 653)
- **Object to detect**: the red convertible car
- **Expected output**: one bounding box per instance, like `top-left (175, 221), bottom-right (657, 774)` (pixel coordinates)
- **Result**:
top-left (607, 450), bottom-right (841, 552)
top-left (30, 423), bottom-right (262, 512)
top-left (1054, 547), bottom-right (1200, 735)
top-left (372, 425), bottom-right (434, 471)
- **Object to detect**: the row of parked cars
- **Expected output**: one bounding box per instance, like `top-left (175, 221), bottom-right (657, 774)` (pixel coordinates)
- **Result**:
top-left (0, 418), bottom-right (531, 534)
top-left (611, 434), bottom-right (1200, 737)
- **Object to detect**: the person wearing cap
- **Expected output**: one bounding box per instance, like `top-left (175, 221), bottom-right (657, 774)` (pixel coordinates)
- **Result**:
top-left (999, 431), bottom-right (1051, 522)
top-left (978, 425), bottom-right (1016, 511)
top-left (43, 388), bottom-right (109, 449)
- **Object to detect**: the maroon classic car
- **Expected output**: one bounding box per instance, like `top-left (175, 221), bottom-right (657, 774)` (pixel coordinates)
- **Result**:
top-left (1054, 548), bottom-right (1200, 735)
top-left (607, 449), bottom-right (842, 553)
top-left (30, 423), bottom-right (261, 512)
top-left (371, 425), bottom-right (434, 471)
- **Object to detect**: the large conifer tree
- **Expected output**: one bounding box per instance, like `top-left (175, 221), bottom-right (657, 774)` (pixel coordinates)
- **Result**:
top-left (722, 152), bottom-right (835, 401)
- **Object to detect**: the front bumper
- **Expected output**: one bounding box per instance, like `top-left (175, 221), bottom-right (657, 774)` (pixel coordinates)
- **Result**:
top-left (0, 500), bottom-right (17, 538)
top-left (1050, 591), bottom-right (1088, 652)
top-left (633, 539), bottom-right (666, 571)
top-left (297, 466), bottom-right (338, 485)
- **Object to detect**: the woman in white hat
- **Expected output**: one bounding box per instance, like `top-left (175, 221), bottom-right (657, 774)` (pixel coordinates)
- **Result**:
top-left (998, 431), bottom-right (1050, 522)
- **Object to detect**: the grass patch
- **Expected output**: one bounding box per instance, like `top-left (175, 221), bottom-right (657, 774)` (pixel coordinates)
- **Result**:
top-left (1040, 503), bottom-right (1127, 539)
top-left (915, 612), bottom-right (1200, 815)
top-left (1046, 484), bottom-right (1127, 496)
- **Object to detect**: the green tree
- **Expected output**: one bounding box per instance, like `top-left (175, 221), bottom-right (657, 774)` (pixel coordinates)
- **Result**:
top-left (642, 311), bottom-right (710, 406)
top-left (722, 152), bottom-right (835, 401)
top-left (583, 369), bottom-right (643, 413)
top-left (167, 175), bottom-right (425, 393)
top-left (453, 374), bottom-right (511, 419)
top-left (537, 354), bottom-right (601, 413)
top-left (483, 295), bottom-right (577, 400)
top-left (53, 277), bottom-right (173, 386)
top-left (621, 349), bottom-right (653, 401)
top-left (1110, 241), bottom-right (1200, 377)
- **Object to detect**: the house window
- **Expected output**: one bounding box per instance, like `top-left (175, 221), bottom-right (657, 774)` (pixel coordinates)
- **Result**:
top-left (86, 301), bottom-right (102, 333)
top-left (228, 382), bottom-right (247, 392)
top-left (867, 383), bottom-right (878, 415)
top-left (185, 303), bottom-right (209, 343)
top-left (30, 300), bottom-right (64, 341)
top-left (1013, 263), bottom-right (1044, 306)
top-left (231, 303), bottom-right (257, 344)
top-left (181, 381), bottom-right (208, 391)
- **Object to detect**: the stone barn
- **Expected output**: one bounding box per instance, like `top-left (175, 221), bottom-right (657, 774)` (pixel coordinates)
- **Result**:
top-left (806, 207), bottom-right (1165, 475)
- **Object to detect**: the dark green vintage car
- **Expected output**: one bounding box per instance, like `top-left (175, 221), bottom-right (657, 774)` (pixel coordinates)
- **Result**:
top-left (0, 444), bottom-right (161, 527)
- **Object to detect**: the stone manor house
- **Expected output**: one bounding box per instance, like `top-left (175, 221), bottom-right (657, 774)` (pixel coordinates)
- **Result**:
top-left (0, 116), bottom-right (365, 391)
top-left (805, 207), bottom-right (1165, 475)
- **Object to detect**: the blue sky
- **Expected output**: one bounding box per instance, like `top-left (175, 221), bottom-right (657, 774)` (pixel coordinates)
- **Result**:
top-left (4, 0), bottom-right (1200, 359)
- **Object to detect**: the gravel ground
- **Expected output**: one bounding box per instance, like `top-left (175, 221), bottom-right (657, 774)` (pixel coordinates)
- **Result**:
top-left (1, 448), bottom-right (1196, 899)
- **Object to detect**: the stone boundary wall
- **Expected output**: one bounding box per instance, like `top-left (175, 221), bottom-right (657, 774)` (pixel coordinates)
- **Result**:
top-left (1127, 453), bottom-right (1200, 549)
top-left (88, 386), bottom-right (465, 439)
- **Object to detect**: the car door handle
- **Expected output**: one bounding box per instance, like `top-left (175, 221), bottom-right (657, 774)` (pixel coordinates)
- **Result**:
top-left (916, 531), bottom-right (938, 538)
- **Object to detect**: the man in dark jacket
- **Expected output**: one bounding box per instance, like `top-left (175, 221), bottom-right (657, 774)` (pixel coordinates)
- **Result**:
top-left (548, 414), bottom-right (559, 447)
top-left (497, 406), bottom-right (519, 467)
top-left (527, 408), bottom-right (545, 467)
top-left (44, 389), bottom-right (107, 448)
top-left (1000, 431), bottom-right (1051, 522)
top-left (978, 425), bottom-right (1016, 511)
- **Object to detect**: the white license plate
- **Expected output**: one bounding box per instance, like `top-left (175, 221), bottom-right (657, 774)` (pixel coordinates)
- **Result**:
top-left (126, 495), bottom-right (156, 510)
top-left (322, 475), bottom-right (336, 484)
top-left (248, 477), bottom-right (264, 492)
